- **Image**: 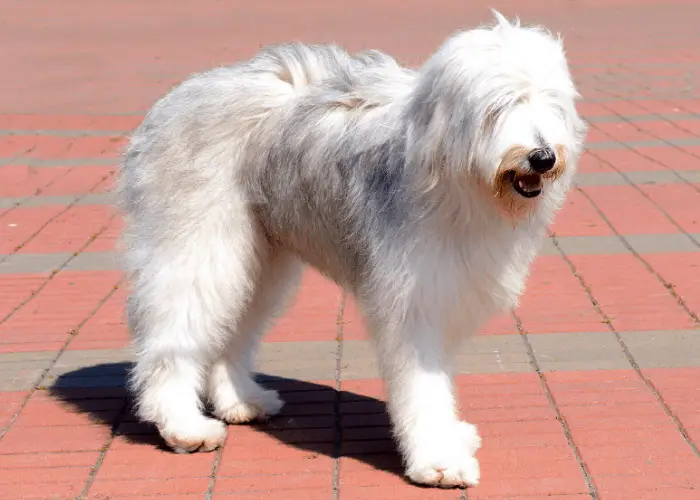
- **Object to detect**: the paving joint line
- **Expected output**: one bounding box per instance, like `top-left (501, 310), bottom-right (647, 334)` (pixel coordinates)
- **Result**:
top-left (0, 211), bottom-right (120, 328)
top-left (591, 93), bottom-right (700, 146)
top-left (0, 165), bottom-right (77, 217)
top-left (602, 64), bottom-right (700, 122)
top-left (586, 85), bottom-right (700, 198)
top-left (0, 173), bottom-right (114, 255)
top-left (510, 310), bottom-right (599, 500)
top-left (205, 446), bottom-right (224, 500)
top-left (0, 275), bottom-right (122, 443)
top-left (0, 158), bottom-right (118, 167)
top-left (583, 154), bottom-right (700, 249)
top-left (548, 236), bottom-right (700, 460)
top-left (0, 167), bottom-right (108, 221)
top-left (332, 291), bottom-right (346, 500)
top-left (77, 398), bottom-right (130, 500)
top-left (0, 130), bottom-right (130, 137)
top-left (576, 187), bottom-right (700, 324)
top-left (585, 122), bottom-right (699, 190)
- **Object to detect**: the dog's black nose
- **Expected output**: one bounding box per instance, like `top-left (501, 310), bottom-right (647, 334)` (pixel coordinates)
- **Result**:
top-left (528, 148), bottom-right (556, 173)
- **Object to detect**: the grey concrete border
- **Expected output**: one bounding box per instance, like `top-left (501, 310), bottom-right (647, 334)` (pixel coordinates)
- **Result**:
top-left (0, 193), bottom-right (116, 209)
top-left (3, 233), bottom-right (700, 275)
top-left (3, 137), bottom-right (700, 168)
top-left (2, 330), bottom-right (699, 391)
top-left (1, 170), bottom-right (699, 213)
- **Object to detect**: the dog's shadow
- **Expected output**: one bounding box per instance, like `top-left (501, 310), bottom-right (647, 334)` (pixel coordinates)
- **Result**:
top-left (49, 363), bottom-right (404, 477)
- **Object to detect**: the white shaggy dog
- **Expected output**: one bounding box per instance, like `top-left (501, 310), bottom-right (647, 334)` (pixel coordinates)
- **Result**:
top-left (118, 11), bottom-right (585, 488)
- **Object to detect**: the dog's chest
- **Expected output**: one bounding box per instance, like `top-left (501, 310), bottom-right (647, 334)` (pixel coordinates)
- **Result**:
top-left (413, 228), bottom-right (536, 331)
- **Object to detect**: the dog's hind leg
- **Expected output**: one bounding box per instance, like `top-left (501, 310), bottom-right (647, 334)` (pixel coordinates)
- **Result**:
top-left (207, 251), bottom-right (303, 424)
top-left (126, 201), bottom-right (263, 454)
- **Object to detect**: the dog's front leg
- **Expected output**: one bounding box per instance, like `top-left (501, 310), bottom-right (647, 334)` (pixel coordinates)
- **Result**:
top-left (371, 314), bottom-right (481, 488)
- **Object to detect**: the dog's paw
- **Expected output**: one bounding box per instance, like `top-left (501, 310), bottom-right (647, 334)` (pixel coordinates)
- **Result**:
top-left (159, 416), bottom-right (227, 453)
top-left (215, 388), bottom-right (284, 424)
top-left (406, 455), bottom-right (480, 488)
top-left (404, 421), bottom-right (482, 488)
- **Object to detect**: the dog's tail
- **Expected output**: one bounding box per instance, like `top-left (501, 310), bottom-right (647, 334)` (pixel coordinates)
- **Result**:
top-left (247, 42), bottom-right (357, 93)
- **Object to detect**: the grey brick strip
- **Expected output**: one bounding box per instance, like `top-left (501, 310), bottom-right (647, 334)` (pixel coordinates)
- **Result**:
top-left (2, 231), bottom-right (700, 276)
top-left (585, 113), bottom-right (700, 123)
top-left (0, 130), bottom-right (130, 137)
top-left (586, 137), bottom-right (700, 150)
top-left (0, 112), bottom-right (698, 136)
top-left (3, 330), bottom-right (700, 392)
top-left (0, 192), bottom-right (116, 209)
top-left (513, 314), bottom-right (599, 498)
top-left (1, 169), bottom-right (699, 212)
top-left (0, 158), bottom-right (118, 167)
top-left (549, 229), bottom-right (700, 460)
top-left (2, 139), bottom-right (700, 170)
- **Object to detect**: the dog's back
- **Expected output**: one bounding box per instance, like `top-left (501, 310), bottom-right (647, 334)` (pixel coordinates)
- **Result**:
top-left (118, 43), bottom-right (413, 288)
top-left (118, 42), bottom-right (404, 216)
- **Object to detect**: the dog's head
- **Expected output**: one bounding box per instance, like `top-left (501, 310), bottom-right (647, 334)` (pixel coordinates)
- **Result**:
top-left (407, 11), bottom-right (587, 217)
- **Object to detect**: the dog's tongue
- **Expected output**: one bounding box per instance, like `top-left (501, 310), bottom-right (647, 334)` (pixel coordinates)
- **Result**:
top-left (515, 173), bottom-right (542, 193)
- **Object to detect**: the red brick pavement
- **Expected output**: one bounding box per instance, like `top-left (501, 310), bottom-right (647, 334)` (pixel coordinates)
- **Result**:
top-left (1, 0), bottom-right (700, 499)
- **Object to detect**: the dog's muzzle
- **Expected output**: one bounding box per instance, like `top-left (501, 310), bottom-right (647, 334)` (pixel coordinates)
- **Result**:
top-left (508, 170), bottom-right (543, 198)
top-left (507, 147), bottom-right (557, 199)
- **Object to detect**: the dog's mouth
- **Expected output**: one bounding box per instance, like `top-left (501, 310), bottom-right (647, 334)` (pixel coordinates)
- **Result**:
top-left (508, 171), bottom-right (542, 198)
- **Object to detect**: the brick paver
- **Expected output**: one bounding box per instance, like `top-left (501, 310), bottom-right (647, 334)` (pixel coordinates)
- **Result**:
top-left (1, 0), bottom-right (700, 499)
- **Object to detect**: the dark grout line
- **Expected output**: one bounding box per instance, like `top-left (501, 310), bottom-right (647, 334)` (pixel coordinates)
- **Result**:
top-left (332, 291), bottom-right (346, 500)
top-left (0, 211), bottom-right (120, 328)
top-left (582, 153), bottom-right (700, 250)
top-left (205, 446), bottom-right (224, 500)
top-left (548, 235), bottom-right (700, 461)
top-left (0, 158), bottom-right (118, 167)
top-left (0, 277), bottom-right (122, 443)
top-left (584, 85), bottom-right (700, 199)
top-left (511, 309), bottom-right (599, 500)
top-left (576, 188), bottom-right (700, 324)
top-left (0, 171), bottom-right (114, 252)
top-left (0, 211), bottom-right (121, 444)
top-left (40, 283), bottom-right (125, 500)
top-left (77, 397), bottom-right (129, 500)
top-left (0, 130), bottom-right (131, 137)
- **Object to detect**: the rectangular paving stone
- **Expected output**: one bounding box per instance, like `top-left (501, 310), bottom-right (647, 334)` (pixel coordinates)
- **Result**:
top-left (676, 171), bottom-right (700, 183)
top-left (0, 351), bottom-right (56, 362)
top-left (63, 251), bottom-right (121, 272)
top-left (2, 231), bottom-right (699, 276)
top-left (574, 171), bottom-right (628, 186)
top-left (2, 194), bottom-right (81, 208)
top-left (4, 329), bottom-right (700, 392)
top-left (585, 113), bottom-right (699, 123)
top-left (0, 356), bottom-right (54, 391)
top-left (624, 233), bottom-right (700, 253)
top-left (77, 192), bottom-right (116, 206)
top-left (624, 170), bottom-right (690, 185)
top-left (538, 237), bottom-right (559, 256)
top-left (554, 235), bottom-right (628, 255)
top-left (586, 138), bottom-right (700, 150)
top-left (1, 193), bottom-right (114, 209)
top-left (0, 370), bottom-right (45, 391)
top-left (621, 330), bottom-right (700, 369)
top-left (257, 340), bottom-right (338, 380)
top-left (257, 360), bottom-right (337, 381)
top-left (341, 336), bottom-right (534, 379)
top-left (0, 198), bottom-right (20, 209)
top-left (0, 252), bottom-right (71, 274)
top-left (528, 331), bottom-right (632, 371)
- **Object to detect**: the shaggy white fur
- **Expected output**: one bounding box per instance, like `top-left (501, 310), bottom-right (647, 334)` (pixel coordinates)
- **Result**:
top-left (118, 11), bottom-right (586, 488)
